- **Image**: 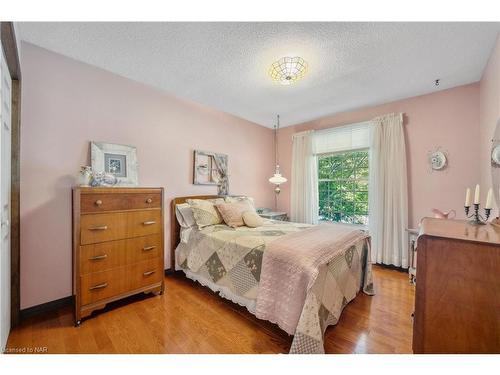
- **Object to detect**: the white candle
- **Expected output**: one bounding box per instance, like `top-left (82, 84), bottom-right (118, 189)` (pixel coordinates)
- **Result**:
top-left (485, 188), bottom-right (493, 209)
top-left (474, 184), bottom-right (480, 205)
top-left (465, 188), bottom-right (471, 207)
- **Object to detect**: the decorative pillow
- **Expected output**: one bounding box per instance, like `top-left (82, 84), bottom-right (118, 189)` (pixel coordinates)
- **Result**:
top-left (215, 201), bottom-right (255, 228)
top-left (186, 198), bottom-right (224, 228)
top-left (242, 210), bottom-right (264, 228)
top-left (225, 196), bottom-right (255, 208)
top-left (175, 203), bottom-right (196, 228)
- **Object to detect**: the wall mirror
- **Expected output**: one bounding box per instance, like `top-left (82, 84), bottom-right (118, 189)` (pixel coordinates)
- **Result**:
top-left (491, 118), bottom-right (500, 208)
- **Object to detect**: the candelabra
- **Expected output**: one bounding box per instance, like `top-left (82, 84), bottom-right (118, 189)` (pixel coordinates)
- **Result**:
top-left (464, 203), bottom-right (491, 225)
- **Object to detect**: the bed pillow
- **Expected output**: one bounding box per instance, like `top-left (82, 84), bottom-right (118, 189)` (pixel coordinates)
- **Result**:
top-left (175, 203), bottom-right (196, 228)
top-left (215, 201), bottom-right (255, 228)
top-left (186, 198), bottom-right (224, 228)
top-left (242, 211), bottom-right (264, 228)
top-left (175, 203), bottom-right (195, 243)
top-left (225, 196), bottom-right (255, 208)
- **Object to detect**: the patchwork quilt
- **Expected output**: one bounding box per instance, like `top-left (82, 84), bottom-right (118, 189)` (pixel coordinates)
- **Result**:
top-left (175, 220), bottom-right (374, 354)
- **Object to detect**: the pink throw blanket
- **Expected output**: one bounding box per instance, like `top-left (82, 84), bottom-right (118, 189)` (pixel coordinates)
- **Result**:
top-left (255, 223), bottom-right (370, 335)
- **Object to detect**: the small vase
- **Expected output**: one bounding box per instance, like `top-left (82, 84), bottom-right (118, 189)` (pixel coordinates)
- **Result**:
top-left (78, 166), bottom-right (93, 187)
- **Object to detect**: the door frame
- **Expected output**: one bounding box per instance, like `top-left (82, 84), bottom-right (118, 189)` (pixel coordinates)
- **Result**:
top-left (0, 22), bottom-right (21, 328)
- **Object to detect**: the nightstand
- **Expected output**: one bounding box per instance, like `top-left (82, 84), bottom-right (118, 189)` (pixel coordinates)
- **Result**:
top-left (406, 228), bottom-right (419, 285)
top-left (258, 211), bottom-right (288, 221)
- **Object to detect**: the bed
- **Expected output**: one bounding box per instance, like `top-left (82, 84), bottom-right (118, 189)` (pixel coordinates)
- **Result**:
top-left (170, 195), bottom-right (374, 354)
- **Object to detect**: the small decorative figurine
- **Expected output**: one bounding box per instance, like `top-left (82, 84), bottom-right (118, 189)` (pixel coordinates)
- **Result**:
top-left (90, 171), bottom-right (118, 187)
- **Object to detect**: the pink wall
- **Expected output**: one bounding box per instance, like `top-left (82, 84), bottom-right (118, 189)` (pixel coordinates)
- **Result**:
top-left (19, 43), bottom-right (275, 309)
top-left (479, 35), bottom-right (500, 209)
top-left (277, 84), bottom-right (481, 228)
top-left (19, 39), bottom-right (493, 309)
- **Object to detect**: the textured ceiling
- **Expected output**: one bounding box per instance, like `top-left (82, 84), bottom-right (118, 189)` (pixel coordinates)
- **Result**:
top-left (16, 22), bottom-right (500, 128)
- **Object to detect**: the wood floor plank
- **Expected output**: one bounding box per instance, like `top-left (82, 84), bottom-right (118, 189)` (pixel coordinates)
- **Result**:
top-left (5, 265), bottom-right (414, 354)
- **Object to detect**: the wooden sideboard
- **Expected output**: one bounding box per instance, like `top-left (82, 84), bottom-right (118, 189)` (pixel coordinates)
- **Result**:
top-left (413, 218), bottom-right (500, 353)
top-left (72, 187), bottom-right (164, 325)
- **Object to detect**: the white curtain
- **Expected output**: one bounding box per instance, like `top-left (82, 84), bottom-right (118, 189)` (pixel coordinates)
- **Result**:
top-left (291, 131), bottom-right (319, 224)
top-left (369, 113), bottom-right (409, 268)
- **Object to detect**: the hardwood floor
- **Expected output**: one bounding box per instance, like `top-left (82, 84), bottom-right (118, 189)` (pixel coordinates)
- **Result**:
top-left (6, 265), bottom-right (415, 354)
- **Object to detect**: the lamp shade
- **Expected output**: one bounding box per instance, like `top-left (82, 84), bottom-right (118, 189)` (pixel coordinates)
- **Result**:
top-left (269, 173), bottom-right (287, 185)
top-left (269, 56), bottom-right (308, 85)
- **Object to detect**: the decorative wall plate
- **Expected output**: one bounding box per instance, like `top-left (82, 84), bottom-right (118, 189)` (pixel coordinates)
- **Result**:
top-left (429, 150), bottom-right (447, 170)
top-left (491, 144), bottom-right (500, 165)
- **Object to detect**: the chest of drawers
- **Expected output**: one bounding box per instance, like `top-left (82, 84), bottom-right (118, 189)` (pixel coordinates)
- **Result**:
top-left (413, 218), bottom-right (500, 353)
top-left (73, 187), bottom-right (164, 325)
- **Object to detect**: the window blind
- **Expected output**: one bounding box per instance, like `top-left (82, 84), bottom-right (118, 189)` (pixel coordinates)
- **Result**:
top-left (314, 121), bottom-right (371, 154)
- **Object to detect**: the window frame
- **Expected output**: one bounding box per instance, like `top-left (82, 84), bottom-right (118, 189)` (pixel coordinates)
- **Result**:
top-left (317, 147), bottom-right (369, 227)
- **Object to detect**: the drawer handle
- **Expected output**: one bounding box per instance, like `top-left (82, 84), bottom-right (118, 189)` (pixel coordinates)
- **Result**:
top-left (89, 254), bottom-right (108, 261)
top-left (143, 221), bottom-right (156, 225)
top-left (89, 225), bottom-right (108, 231)
top-left (95, 200), bottom-right (103, 206)
top-left (143, 270), bottom-right (156, 276)
top-left (89, 282), bottom-right (108, 291)
top-left (143, 246), bottom-right (156, 251)
top-left (146, 198), bottom-right (153, 204)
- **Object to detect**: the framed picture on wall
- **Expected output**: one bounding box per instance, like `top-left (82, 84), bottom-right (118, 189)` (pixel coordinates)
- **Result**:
top-left (193, 150), bottom-right (227, 186)
top-left (91, 142), bottom-right (138, 186)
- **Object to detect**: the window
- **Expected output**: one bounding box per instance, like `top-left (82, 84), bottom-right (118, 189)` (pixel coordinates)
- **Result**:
top-left (318, 149), bottom-right (369, 225)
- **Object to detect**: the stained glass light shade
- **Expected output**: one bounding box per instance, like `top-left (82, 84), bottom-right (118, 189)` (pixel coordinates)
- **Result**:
top-left (269, 56), bottom-right (308, 85)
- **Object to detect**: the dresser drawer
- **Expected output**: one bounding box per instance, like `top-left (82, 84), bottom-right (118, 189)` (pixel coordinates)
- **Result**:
top-left (80, 193), bottom-right (162, 213)
top-left (79, 234), bottom-right (162, 274)
top-left (80, 210), bottom-right (162, 245)
top-left (130, 257), bottom-right (163, 289)
top-left (81, 267), bottom-right (126, 305)
top-left (80, 258), bottom-right (163, 305)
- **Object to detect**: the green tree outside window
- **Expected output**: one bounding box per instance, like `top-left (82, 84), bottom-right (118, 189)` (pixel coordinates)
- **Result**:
top-left (318, 150), bottom-right (369, 225)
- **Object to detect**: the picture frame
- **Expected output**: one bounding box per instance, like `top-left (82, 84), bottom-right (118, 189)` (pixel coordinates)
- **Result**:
top-left (193, 150), bottom-right (227, 186)
top-left (91, 142), bottom-right (139, 186)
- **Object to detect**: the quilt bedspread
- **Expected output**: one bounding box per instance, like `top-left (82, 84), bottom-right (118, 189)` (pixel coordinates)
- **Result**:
top-left (175, 220), bottom-right (374, 354)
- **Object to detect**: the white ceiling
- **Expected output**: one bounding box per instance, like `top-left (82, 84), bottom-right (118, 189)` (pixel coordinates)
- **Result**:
top-left (16, 22), bottom-right (500, 128)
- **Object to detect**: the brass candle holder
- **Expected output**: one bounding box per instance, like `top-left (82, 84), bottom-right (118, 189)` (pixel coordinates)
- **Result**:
top-left (464, 203), bottom-right (491, 225)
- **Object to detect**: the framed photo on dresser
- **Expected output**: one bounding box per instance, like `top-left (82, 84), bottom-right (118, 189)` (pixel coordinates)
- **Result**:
top-left (91, 141), bottom-right (139, 186)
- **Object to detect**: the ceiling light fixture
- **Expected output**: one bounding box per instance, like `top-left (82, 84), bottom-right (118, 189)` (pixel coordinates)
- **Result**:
top-left (269, 56), bottom-right (308, 85)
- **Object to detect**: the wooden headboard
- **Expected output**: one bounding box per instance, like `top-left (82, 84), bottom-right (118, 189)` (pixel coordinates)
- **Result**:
top-left (170, 195), bottom-right (222, 270)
